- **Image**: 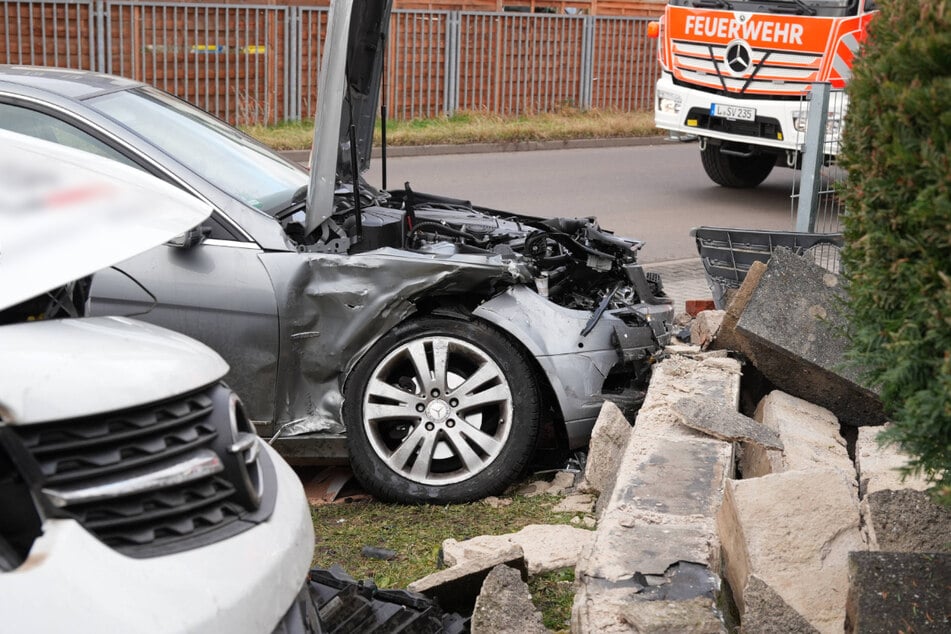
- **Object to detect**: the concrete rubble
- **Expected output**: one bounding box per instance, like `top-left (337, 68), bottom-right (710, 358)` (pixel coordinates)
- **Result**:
top-left (718, 468), bottom-right (866, 633)
top-left (471, 565), bottom-right (549, 634)
top-left (408, 544), bottom-right (526, 614)
top-left (403, 248), bottom-right (948, 632)
top-left (572, 354), bottom-right (740, 633)
top-left (713, 248), bottom-right (884, 426)
top-left (441, 525), bottom-right (595, 576)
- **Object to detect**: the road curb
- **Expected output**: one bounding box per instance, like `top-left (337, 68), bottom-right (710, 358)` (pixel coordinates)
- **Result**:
top-left (279, 135), bottom-right (670, 164)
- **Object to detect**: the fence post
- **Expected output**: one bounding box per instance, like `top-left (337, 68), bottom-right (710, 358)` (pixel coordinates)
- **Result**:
top-left (94, 0), bottom-right (106, 73)
top-left (579, 15), bottom-right (594, 110)
top-left (287, 6), bottom-right (299, 121)
top-left (795, 82), bottom-right (831, 233)
top-left (444, 11), bottom-right (460, 116)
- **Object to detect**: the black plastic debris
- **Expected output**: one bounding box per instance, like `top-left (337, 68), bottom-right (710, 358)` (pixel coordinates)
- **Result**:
top-left (361, 546), bottom-right (398, 561)
top-left (309, 565), bottom-right (469, 633)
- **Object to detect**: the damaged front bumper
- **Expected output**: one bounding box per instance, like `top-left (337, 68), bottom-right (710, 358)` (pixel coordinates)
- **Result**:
top-left (475, 279), bottom-right (673, 448)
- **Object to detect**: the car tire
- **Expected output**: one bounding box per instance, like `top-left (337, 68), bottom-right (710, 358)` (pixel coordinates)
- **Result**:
top-left (343, 317), bottom-right (540, 504)
top-left (700, 144), bottom-right (775, 188)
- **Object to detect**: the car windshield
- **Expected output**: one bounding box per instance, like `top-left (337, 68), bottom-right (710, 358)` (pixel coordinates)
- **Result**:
top-left (88, 87), bottom-right (308, 214)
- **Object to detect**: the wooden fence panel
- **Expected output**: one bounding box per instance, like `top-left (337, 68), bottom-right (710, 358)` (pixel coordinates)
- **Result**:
top-left (0, 1), bottom-right (94, 68)
top-left (106, 3), bottom-right (287, 125)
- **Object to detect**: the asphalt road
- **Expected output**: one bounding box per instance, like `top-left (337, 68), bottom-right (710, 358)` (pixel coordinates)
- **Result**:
top-left (364, 140), bottom-right (800, 264)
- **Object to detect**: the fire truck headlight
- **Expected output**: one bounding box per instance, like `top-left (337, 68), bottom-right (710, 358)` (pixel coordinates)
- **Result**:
top-left (657, 90), bottom-right (682, 114)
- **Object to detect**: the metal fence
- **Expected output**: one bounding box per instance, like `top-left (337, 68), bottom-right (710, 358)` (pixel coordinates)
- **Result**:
top-left (0, 1), bottom-right (659, 125)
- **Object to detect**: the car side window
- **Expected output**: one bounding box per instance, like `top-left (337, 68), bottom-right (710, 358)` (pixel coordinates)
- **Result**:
top-left (0, 101), bottom-right (244, 242)
top-left (0, 102), bottom-right (140, 169)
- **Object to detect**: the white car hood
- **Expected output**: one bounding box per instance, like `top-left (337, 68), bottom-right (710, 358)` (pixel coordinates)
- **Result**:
top-left (0, 129), bottom-right (212, 310)
top-left (0, 316), bottom-right (228, 424)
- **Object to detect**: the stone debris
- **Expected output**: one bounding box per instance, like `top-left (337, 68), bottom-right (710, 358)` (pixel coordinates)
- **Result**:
top-left (471, 565), bottom-right (549, 634)
top-left (441, 524), bottom-right (594, 576)
top-left (579, 400), bottom-right (632, 498)
top-left (408, 544), bottom-right (526, 614)
top-left (546, 470), bottom-right (577, 496)
top-left (846, 552), bottom-right (950, 634)
top-left (511, 470), bottom-right (577, 498)
top-left (572, 355), bottom-right (739, 633)
top-left (690, 309), bottom-right (725, 349)
top-left (718, 249), bottom-right (884, 426)
top-left (718, 468), bottom-right (866, 634)
top-left (551, 494), bottom-right (595, 514)
top-left (481, 496), bottom-right (513, 509)
top-left (854, 424), bottom-right (931, 496)
top-left (671, 395), bottom-right (783, 450)
top-left (742, 391), bottom-right (851, 479)
top-left (862, 488), bottom-right (951, 553)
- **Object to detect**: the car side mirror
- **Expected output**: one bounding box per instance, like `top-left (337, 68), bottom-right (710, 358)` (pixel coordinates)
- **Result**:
top-left (168, 225), bottom-right (211, 249)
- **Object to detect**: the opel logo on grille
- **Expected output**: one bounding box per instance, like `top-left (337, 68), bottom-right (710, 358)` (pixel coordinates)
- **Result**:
top-left (724, 40), bottom-right (754, 75)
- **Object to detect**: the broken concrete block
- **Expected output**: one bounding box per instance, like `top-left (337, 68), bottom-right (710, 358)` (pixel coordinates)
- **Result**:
top-left (551, 493), bottom-right (595, 514)
top-left (634, 354), bottom-right (742, 440)
top-left (574, 353), bottom-right (739, 633)
top-left (711, 259), bottom-right (768, 355)
top-left (741, 575), bottom-right (819, 634)
top-left (855, 424), bottom-right (931, 496)
top-left (441, 524), bottom-right (594, 576)
top-left (727, 249), bottom-right (884, 426)
top-left (408, 544), bottom-right (525, 614)
top-left (546, 470), bottom-right (576, 495)
top-left (471, 565), bottom-right (548, 634)
top-left (718, 469), bottom-right (866, 634)
top-left (579, 400), bottom-right (631, 497)
top-left (690, 309), bottom-right (725, 349)
top-left (741, 391), bottom-right (852, 479)
top-left (572, 564), bottom-right (725, 633)
top-left (846, 552), bottom-right (951, 633)
top-left (862, 488), bottom-right (951, 552)
top-left (672, 395), bottom-right (783, 450)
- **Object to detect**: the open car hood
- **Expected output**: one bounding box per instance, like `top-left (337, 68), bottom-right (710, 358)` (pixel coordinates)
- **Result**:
top-left (306, 0), bottom-right (393, 234)
top-left (0, 129), bottom-right (213, 311)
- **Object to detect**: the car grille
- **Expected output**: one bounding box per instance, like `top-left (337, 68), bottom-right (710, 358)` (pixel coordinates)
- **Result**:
top-left (9, 385), bottom-right (266, 557)
top-left (671, 39), bottom-right (821, 97)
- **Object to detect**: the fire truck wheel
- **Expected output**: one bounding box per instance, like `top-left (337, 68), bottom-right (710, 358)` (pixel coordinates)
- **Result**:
top-left (700, 145), bottom-right (775, 188)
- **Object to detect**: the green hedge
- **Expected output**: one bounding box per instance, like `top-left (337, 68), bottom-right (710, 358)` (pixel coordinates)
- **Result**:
top-left (839, 0), bottom-right (950, 503)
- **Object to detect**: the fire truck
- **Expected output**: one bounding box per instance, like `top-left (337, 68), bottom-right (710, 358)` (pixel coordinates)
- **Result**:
top-left (649, 0), bottom-right (878, 187)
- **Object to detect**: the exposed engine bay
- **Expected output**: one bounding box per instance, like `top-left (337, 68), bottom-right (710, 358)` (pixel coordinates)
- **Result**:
top-left (282, 182), bottom-right (670, 317)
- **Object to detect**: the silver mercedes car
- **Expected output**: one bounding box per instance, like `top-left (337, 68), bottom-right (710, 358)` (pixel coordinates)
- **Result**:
top-left (0, 0), bottom-right (673, 503)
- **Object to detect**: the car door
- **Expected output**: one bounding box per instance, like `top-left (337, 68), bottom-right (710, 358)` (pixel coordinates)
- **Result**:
top-left (0, 98), bottom-right (282, 423)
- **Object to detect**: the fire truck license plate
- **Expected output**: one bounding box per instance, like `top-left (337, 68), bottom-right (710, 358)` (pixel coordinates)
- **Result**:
top-left (710, 103), bottom-right (756, 121)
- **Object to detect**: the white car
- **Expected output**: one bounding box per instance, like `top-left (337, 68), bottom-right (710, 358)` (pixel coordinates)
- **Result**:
top-left (0, 130), bottom-right (316, 633)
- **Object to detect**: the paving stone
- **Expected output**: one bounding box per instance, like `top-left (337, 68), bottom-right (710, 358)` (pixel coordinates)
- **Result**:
top-left (471, 565), bottom-right (548, 634)
top-left (846, 552), bottom-right (951, 633)
top-left (718, 468), bottom-right (865, 634)
top-left (672, 395), bottom-right (783, 450)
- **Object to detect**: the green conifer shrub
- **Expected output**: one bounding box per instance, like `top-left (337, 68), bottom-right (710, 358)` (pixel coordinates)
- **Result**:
top-left (838, 0), bottom-right (950, 503)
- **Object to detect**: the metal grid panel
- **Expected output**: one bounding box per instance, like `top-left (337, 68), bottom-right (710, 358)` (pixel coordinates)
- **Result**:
top-left (1, 0), bottom-right (96, 69)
